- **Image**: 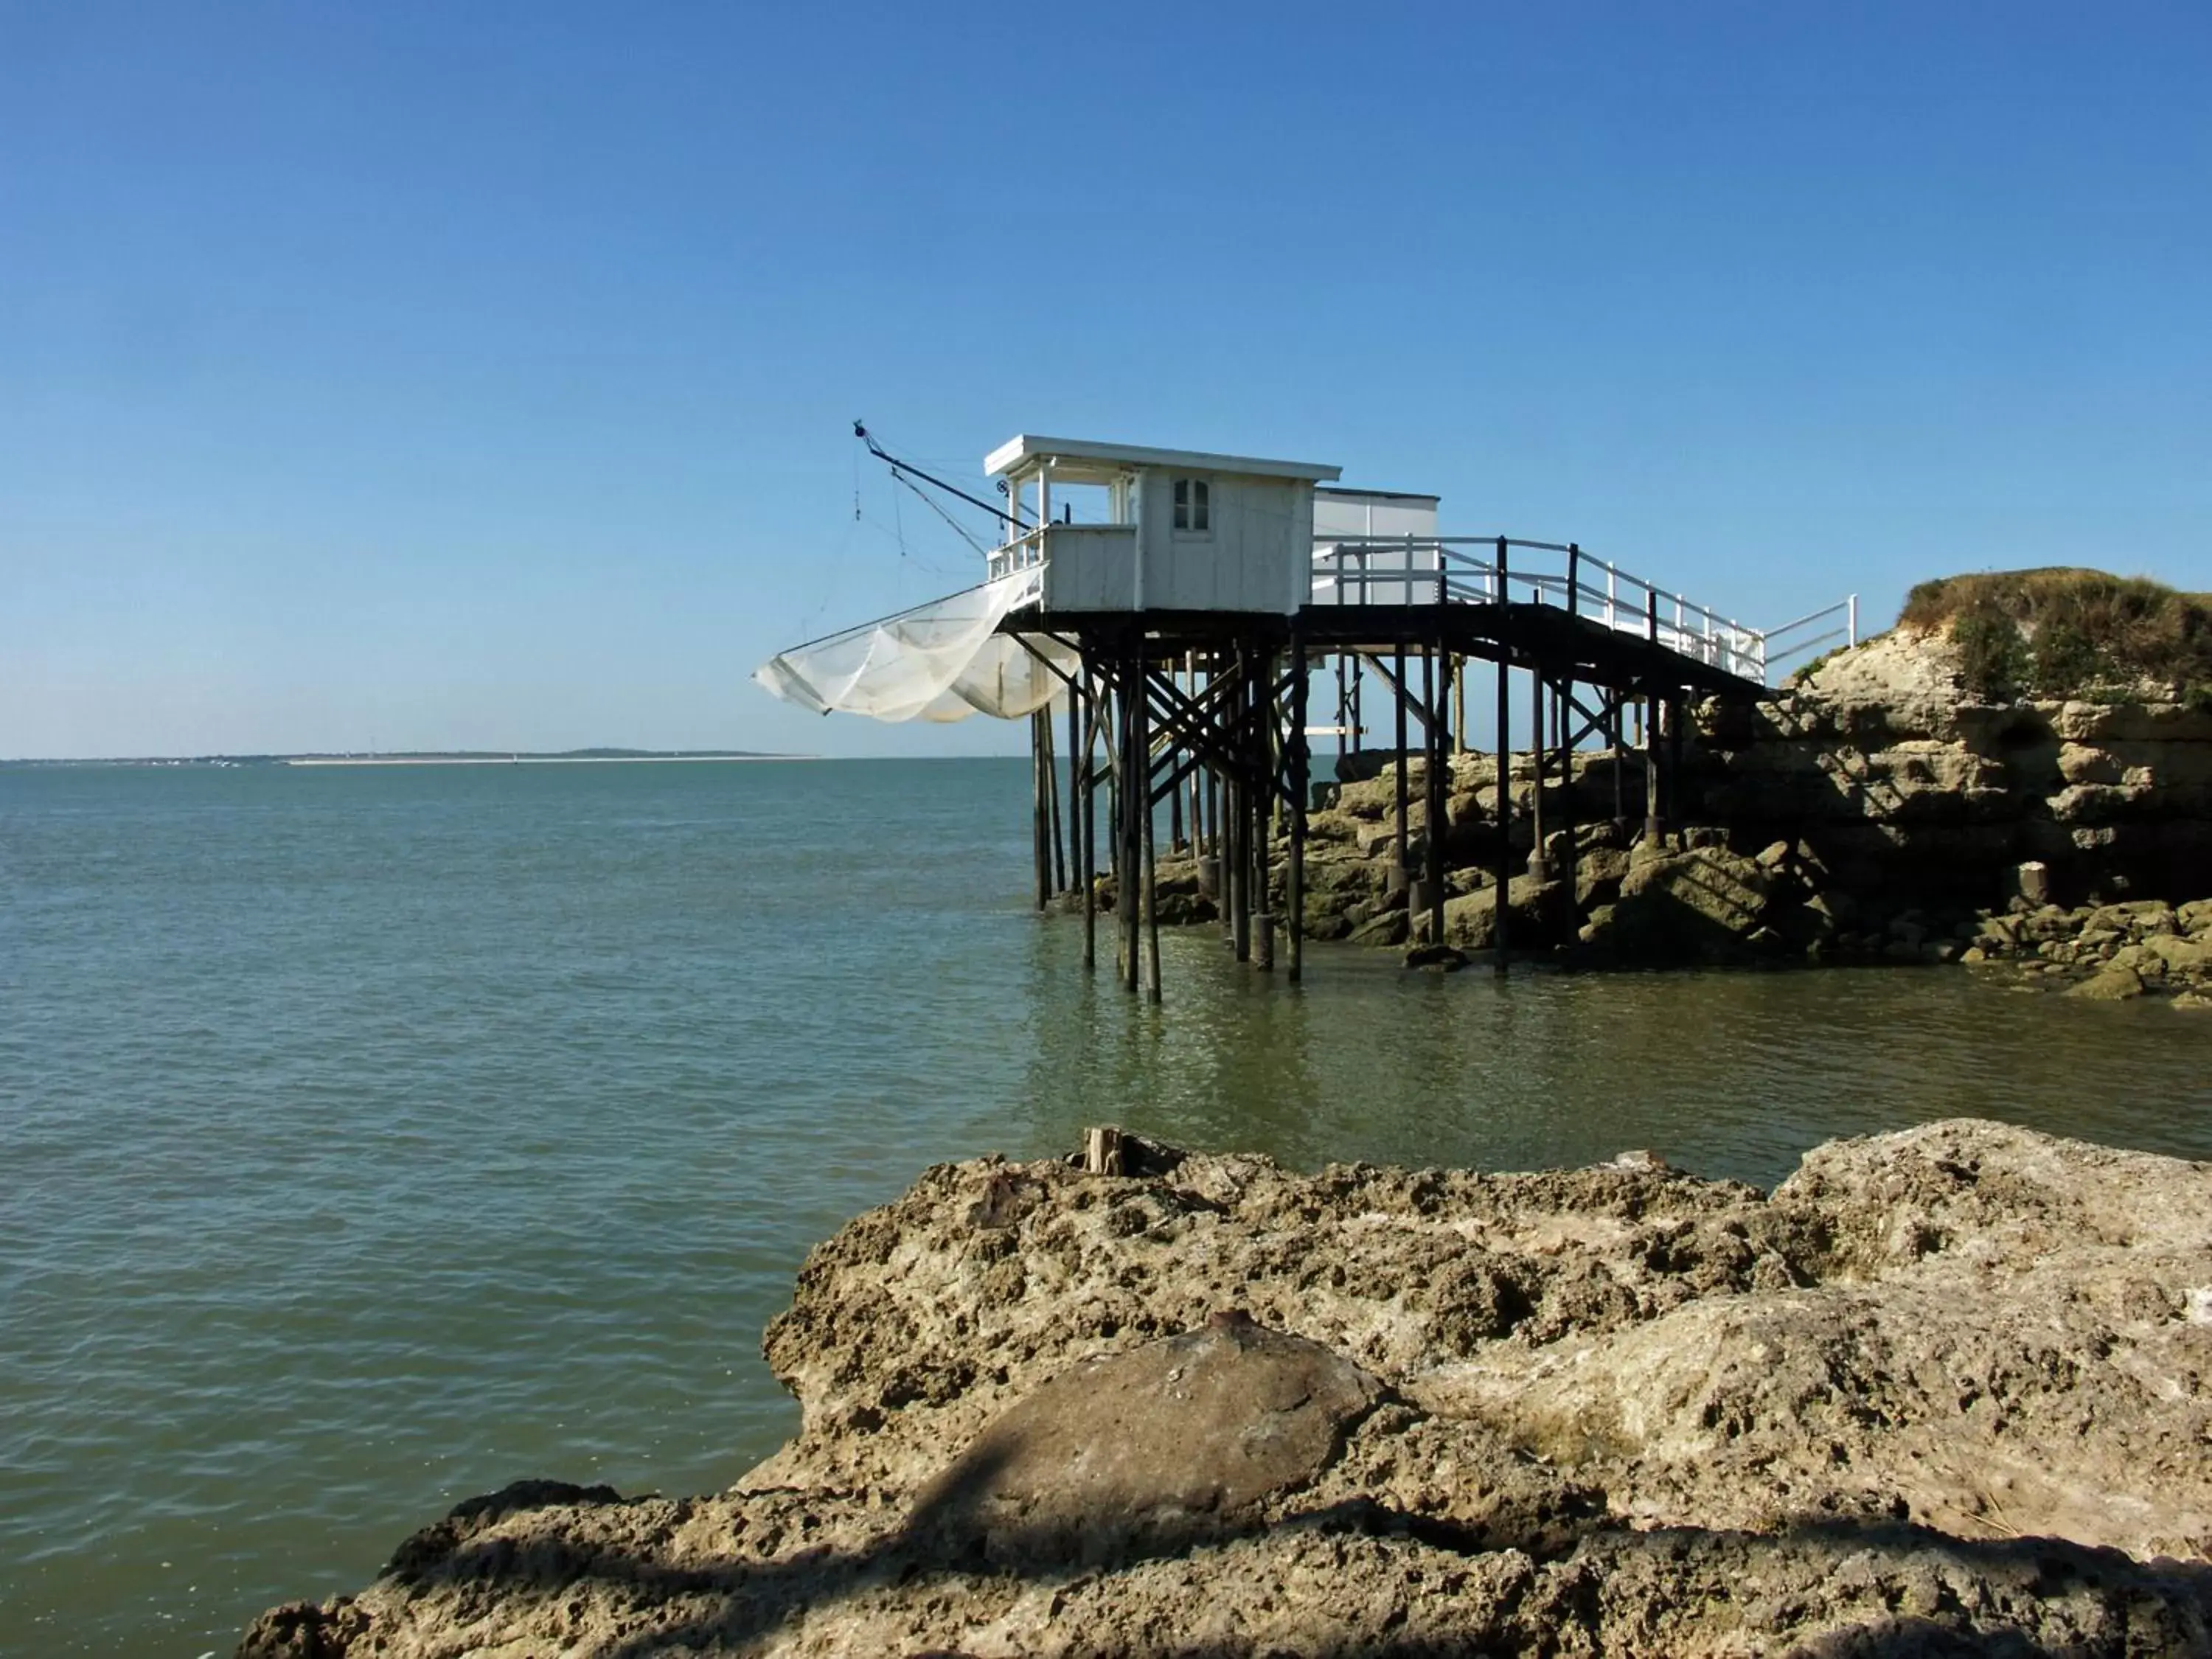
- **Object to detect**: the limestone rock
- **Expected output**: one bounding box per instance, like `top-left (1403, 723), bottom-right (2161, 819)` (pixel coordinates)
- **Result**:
top-left (1441, 874), bottom-right (1562, 949)
top-left (242, 1121), bottom-right (2212, 1657)
top-left (1785, 626), bottom-right (1969, 740)
top-left (908, 1317), bottom-right (1382, 1565)
top-left (1345, 905), bottom-right (1409, 947)
top-left (2067, 964), bottom-right (2147, 1001)
top-left (1577, 845), bottom-right (1783, 961)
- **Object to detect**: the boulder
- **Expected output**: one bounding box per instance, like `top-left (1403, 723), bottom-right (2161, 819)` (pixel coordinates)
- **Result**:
top-left (1579, 846), bottom-right (1776, 961)
top-left (908, 1316), bottom-right (1382, 1565)
top-left (1346, 907), bottom-right (1409, 948)
top-left (2067, 965), bottom-right (2147, 1001)
top-left (1441, 876), bottom-right (1565, 949)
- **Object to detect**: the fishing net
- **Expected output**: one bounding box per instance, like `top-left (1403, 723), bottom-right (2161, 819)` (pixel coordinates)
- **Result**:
top-left (754, 568), bottom-right (1077, 723)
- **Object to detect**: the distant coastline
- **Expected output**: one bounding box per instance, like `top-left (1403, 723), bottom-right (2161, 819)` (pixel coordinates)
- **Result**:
top-left (286, 751), bottom-right (810, 768)
top-left (5, 748), bottom-right (811, 768)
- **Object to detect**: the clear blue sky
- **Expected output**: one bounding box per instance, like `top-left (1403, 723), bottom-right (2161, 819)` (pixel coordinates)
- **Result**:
top-left (4, 1), bottom-right (2207, 757)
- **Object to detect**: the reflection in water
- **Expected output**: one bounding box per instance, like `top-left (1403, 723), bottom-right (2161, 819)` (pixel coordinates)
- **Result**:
top-left (1019, 930), bottom-right (2212, 1192)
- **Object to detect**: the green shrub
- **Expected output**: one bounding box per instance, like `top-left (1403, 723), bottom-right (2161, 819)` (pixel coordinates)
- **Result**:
top-left (1902, 568), bottom-right (2212, 700)
top-left (1952, 602), bottom-right (2028, 700)
top-left (2029, 616), bottom-right (2104, 698)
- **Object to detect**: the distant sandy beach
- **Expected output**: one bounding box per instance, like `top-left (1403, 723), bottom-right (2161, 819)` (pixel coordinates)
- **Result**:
top-left (284, 754), bottom-right (814, 767)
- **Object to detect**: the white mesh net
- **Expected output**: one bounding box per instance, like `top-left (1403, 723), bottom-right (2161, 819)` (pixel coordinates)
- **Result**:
top-left (754, 568), bottom-right (1077, 723)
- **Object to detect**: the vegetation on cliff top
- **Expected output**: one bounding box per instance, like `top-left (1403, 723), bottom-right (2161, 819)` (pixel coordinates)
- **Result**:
top-left (1897, 568), bottom-right (2212, 703)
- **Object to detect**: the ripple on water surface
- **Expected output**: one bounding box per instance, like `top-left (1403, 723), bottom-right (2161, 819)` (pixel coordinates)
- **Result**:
top-left (4, 757), bottom-right (2211, 1656)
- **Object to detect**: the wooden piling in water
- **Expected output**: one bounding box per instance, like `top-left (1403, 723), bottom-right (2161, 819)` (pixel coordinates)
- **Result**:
top-left (1123, 656), bottom-right (1144, 992)
top-left (1080, 668), bottom-right (1097, 970)
top-left (1168, 656), bottom-right (1186, 855)
top-left (1559, 547), bottom-right (1581, 905)
top-left (1645, 591), bottom-right (1663, 846)
top-left (1425, 640), bottom-right (1448, 948)
top-left (1527, 668), bottom-right (1548, 883)
top-left (1047, 707), bottom-right (1067, 897)
top-left (1494, 537), bottom-right (1512, 973)
top-left (1666, 691), bottom-right (1686, 837)
top-left (1233, 645), bottom-right (1253, 962)
top-left (1289, 630), bottom-right (1307, 984)
top-left (1140, 664), bottom-right (1161, 1004)
top-left (1392, 643), bottom-right (1410, 898)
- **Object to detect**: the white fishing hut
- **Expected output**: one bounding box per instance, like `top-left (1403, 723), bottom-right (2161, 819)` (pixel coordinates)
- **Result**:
top-left (985, 435), bottom-right (1349, 614)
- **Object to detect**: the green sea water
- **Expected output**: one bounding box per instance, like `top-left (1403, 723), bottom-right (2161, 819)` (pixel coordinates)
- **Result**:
top-left (5, 757), bottom-right (2212, 1656)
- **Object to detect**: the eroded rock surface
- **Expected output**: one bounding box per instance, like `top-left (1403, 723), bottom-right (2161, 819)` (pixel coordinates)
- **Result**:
top-left (241, 1119), bottom-right (2212, 1656)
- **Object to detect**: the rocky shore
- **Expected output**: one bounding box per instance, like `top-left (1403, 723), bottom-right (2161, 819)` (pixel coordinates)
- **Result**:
top-left (1118, 581), bottom-right (2212, 1001)
top-left (243, 1119), bottom-right (2212, 1657)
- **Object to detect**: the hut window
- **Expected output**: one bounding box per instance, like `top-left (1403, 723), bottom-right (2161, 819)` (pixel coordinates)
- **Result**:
top-left (1172, 478), bottom-right (1211, 533)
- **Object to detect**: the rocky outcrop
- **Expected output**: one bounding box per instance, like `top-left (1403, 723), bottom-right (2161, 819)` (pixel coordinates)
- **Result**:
top-left (242, 1119), bottom-right (2212, 1657)
top-left (1249, 624), bottom-right (2212, 972)
top-left (1698, 627), bottom-right (2212, 908)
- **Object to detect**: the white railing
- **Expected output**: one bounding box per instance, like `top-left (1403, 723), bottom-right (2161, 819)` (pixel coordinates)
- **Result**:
top-left (987, 526), bottom-right (1050, 582)
top-left (981, 525), bottom-right (1855, 686)
top-left (1309, 535), bottom-right (1854, 686)
top-left (1757, 595), bottom-right (1861, 673)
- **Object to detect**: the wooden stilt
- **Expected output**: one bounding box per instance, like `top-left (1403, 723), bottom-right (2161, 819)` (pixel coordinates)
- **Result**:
top-left (1220, 731), bottom-right (1239, 948)
top-left (1289, 630), bottom-right (1307, 984)
top-left (1557, 675), bottom-right (1578, 912)
top-left (1141, 662), bottom-right (1162, 1004)
top-left (1644, 592), bottom-right (1663, 846)
top-left (1494, 538), bottom-right (1513, 974)
top-left (1168, 657), bottom-right (1186, 855)
top-left (1124, 652), bottom-right (1144, 992)
top-left (1081, 666), bottom-right (1097, 970)
top-left (1425, 641), bottom-right (1448, 947)
top-left (1666, 691), bottom-right (1686, 837)
top-left (1350, 652), bottom-right (1363, 755)
top-left (1645, 689), bottom-right (1663, 846)
top-left (1234, 644), bottom-right (1253, 961)
top-left (1105, 678), bottom-right (1121, 887)
top-left (1046, 706), bottom-right (1067, 897)
top-left (1057, 678), bottom-right (1074, 893)
top-left (1335, 653), bottom-right (1349, 767)
top-left (1392, 643), bottom-right (1410, 897)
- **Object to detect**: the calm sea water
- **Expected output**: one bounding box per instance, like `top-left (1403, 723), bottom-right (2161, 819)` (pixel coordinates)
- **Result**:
top-left (6, 757), bottom-right (2212, 1656)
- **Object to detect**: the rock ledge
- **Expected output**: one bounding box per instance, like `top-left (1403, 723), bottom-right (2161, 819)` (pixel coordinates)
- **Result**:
top-left (242, 1119), bottom-right (2212, 1657)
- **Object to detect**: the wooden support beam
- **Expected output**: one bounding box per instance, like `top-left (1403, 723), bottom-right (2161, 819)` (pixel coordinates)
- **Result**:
top-left (1141, 672), bottom-right (1162, 1004)
top-left (1426, 641), bottom-right (1448, 948)
top-left (1666, 690), bottom-right (1686, 836)
top-left (1645, 593), bottom-right (1663, 846)
top-left (1289, 630), bottom-right (1308, 983)
top-left (1393, 642), bottom-right (1410, 898)
top-left (1527, 665), bottom-right (1549, 883)
top-left (1556, 675), bottom-right (1578, 915)
top-left (1494, 538), bottom-right (1513, 974)
top-left (1080, 664), bottom-right (1097, 969)
top-left (1354, 653), bottom-right (1439, 737)
top-left (1124, 654), bottom-right (1144, 991)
